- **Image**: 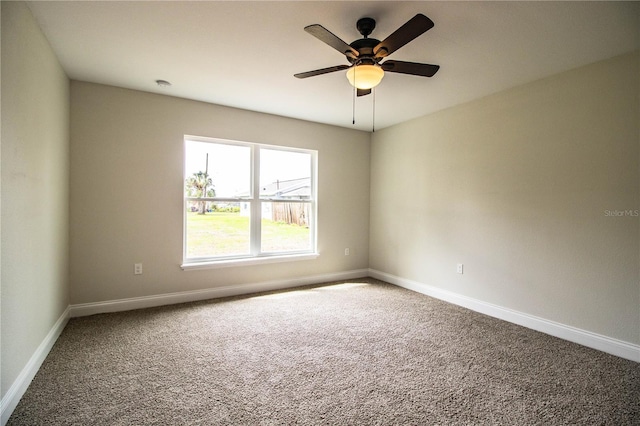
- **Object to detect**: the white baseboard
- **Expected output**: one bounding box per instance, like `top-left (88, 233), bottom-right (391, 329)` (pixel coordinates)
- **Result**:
top-left (1, 307), bottom-right (70, 426)
top-left (69, 269), bottom-right (370, 318)
top-left (369, 269), bottom-right (640, 363)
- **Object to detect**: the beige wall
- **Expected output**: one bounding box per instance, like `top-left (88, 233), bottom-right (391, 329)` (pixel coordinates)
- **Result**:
top-left (69, 82), bottom-right (370, 304)
top-left (370, 51), bottom-right (640, 344)
top-left (1, 1), bottom-right (70, 399)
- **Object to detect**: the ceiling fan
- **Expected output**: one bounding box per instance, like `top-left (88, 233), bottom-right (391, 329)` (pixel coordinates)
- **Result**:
top-left (294, 14), bottom-right (440, 96)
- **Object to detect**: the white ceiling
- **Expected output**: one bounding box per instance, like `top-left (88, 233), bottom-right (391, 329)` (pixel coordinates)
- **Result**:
top-left (27, 1), bottom-right (639, 132)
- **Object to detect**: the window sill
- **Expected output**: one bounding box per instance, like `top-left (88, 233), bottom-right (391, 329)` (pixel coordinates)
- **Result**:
top-left (181, 252), bottom-right (319, 271)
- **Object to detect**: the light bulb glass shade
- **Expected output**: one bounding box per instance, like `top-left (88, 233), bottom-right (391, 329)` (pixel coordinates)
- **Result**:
top-left (346, 64), bottom-right (384, 89)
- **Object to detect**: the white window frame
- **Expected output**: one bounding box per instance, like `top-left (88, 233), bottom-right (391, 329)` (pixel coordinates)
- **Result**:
top-left (181, 135), bottom-right (318, 270)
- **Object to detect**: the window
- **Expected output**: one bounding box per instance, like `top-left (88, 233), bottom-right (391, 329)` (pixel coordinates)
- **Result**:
top-left (183, 136), bottom-right (317, 267)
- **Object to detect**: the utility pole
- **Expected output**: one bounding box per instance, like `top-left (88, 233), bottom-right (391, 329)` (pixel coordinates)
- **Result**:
top-left (201, 153), bottom-right (209, 214)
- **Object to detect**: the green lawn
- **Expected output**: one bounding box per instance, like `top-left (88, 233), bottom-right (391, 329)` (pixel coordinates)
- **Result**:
top-left (185, 211), bottom-right (310, 258)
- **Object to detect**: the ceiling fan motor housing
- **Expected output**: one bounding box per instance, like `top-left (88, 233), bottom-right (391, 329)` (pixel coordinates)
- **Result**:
top-left (349, 37), bottom-right (381, 65)
top-left (349, 17), bottom-right (382, 65)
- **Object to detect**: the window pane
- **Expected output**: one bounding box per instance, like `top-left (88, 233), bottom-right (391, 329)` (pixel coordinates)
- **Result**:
top-left (185, 202), bottom-right (249, 258)
top-left (261, 202), bottom-right (311, 253)
top-left (185, 141), bottom-right (250, 198)
top-left (260, 149), bottom-right (311, 201)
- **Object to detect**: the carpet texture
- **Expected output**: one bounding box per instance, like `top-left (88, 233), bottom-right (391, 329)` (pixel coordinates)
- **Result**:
top-left (8, 279), bottom-right (640, 425)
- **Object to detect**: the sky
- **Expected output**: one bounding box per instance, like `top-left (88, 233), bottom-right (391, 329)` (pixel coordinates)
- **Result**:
top-left (185, 140), bottom-right (311, 197)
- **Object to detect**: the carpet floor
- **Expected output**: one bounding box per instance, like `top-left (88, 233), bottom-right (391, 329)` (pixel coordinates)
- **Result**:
top-left (8, 278), bottom-right (640, 425)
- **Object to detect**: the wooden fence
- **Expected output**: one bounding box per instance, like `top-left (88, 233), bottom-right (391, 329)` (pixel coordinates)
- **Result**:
top-left (271, 202), bottom-right (309, 227)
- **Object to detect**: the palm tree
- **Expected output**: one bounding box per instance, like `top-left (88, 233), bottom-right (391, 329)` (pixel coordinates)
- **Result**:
top-left (185, 171), bottom-right (215, 214)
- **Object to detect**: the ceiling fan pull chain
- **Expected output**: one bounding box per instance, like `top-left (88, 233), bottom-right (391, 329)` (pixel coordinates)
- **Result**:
top-left (372, 87), bottom-right (376, 133)
top-left (352, 68), bottom-right (356, 125)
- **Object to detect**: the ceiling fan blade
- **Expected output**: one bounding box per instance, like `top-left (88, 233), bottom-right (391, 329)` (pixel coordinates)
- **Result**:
top-left (294, 65), bottom-right (350, 79)
top-left (381, 60), bottom-right (440, 77)
top-left (357, 88), bottom-right (371, 97)
top-left (374, 14), bottom-right (434, 58)
top-left (305, 24), bottom-right (359, 59)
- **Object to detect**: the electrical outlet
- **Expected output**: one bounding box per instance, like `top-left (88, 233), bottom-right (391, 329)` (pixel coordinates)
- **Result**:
top-left (134, 263), bottom-right (143, 275)
top-left (456, 263), bottom-right (463, 274)
top-left (344, 248), bottom-right (350, 256)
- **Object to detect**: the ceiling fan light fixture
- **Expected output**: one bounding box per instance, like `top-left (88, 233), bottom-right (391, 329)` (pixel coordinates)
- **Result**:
top-left (346, 64), bottom-right (384, 89)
